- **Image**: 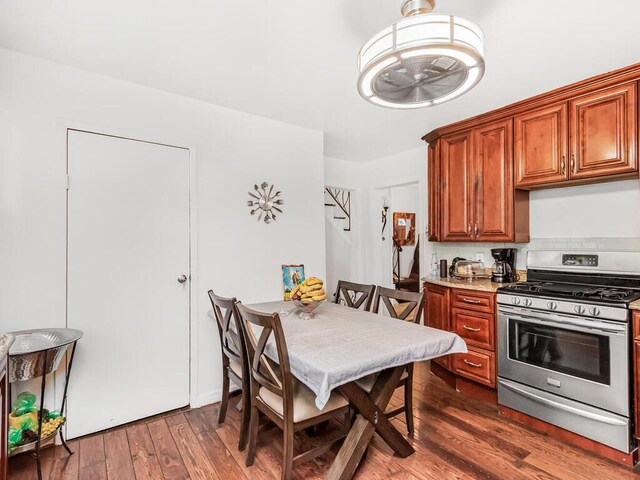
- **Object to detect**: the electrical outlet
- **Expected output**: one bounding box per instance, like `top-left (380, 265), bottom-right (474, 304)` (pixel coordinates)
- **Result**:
top-left (475, 252), bottom-right (485, 264)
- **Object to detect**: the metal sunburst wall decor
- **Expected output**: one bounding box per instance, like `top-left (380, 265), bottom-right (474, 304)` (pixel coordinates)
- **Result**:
top-left (247, 182), bottom-right (284, 224)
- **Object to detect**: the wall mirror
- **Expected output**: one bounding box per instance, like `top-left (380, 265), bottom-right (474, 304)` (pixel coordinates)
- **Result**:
top-left (393, 212), bottom-right (416, 246)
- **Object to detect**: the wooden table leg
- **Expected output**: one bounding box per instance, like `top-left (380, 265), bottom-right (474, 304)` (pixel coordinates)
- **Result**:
top-left (325, 366), bottom-right (414, 480)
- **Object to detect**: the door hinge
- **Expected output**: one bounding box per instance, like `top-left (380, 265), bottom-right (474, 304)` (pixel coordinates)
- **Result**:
top-left (65, 175), bottom-right (70, 190)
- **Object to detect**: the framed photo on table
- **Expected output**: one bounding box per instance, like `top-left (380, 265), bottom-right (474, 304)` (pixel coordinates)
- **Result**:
top-left (282, 264), bottom-right (305, 301)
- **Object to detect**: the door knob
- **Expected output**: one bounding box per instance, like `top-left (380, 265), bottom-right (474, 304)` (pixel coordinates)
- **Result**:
top-left (177, 274), bottom-right (188, 284)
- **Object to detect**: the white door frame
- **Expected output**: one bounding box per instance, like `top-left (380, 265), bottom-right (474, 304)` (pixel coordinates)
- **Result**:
top-left (369, 179), bottom-right (426, 288)
top-left (57, 120), bottom-right (199, 411)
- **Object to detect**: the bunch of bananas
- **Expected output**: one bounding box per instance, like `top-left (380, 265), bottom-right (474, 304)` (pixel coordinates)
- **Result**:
top-left (40, 415), bottom-right (65, 438)
top-left (290, 277), bottom-right (327, 303)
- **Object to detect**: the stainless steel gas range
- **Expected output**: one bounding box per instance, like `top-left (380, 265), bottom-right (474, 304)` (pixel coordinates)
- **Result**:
top-left (497, 250), bottom-right (640, 453)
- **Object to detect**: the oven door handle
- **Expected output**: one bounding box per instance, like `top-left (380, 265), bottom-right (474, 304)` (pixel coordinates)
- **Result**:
top-left (498, 309), bottom-right (626, 334)
top-left (498, 379), bottom-right (627, 426)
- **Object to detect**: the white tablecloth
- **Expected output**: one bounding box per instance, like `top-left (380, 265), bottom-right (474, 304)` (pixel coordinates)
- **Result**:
top-left (244, 301), bottom-right (467, 409)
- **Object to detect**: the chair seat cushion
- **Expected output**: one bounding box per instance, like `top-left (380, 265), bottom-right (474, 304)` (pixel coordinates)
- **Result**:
top-left (355, 370), bottom-right (408, 394)
top-left (259, 379), bottom-right (348, 423)
top-left (229, 359), bottom-right (243, 378)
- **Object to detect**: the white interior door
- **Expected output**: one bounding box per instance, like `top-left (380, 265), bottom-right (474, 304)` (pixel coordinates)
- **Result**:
top-left (66, 130), bottom-right (190, 439)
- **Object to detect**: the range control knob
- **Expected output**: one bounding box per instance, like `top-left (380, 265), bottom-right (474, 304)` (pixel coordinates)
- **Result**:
top-left (523, 298), bottom-right (533, 307)
top-left (574, 305), bottom-right (586, 315)
top-left (510, 297), bottom-right (521, 305)
top-left (589, 307), bottom-right (601, 317)
top-left (547, 301), bottom-right (558, 310)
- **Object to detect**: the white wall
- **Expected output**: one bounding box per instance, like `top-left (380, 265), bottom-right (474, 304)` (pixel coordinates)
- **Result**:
top-left (0, 47), bottom-right (326, 407)
top-left (530, 180), bottom-right (640, 238)
top-left (324, 148), bottom-right (427, 289)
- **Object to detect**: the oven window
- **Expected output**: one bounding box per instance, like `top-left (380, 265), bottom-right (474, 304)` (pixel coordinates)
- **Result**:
top-left (508, 319), bottom-right (611, 385)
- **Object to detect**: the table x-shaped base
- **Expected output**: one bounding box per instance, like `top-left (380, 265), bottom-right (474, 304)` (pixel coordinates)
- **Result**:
top-left (325, 365), bottom-right (414, 480)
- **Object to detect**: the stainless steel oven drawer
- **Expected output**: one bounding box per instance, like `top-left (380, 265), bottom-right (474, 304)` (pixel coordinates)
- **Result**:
top-left (498, 378), bottom-right (631, 453)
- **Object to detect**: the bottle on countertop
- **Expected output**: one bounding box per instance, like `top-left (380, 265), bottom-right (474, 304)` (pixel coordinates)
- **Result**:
top-left (430, 252), bottom-right (438, 276)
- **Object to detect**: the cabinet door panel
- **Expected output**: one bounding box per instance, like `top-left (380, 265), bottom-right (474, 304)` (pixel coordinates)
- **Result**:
top-left (425, 284), bottom-right (451, 369)
top-left (570, 82), bottom-right (637, 179)
top-left (441, 132), bottom-right (473, 241)
top-left (452, 308), bottom-right (494, 350)
top-left (515, 103), bottom-right (568, 187)
top-left (427, 141), bottom-right (440, 241)
top-left (474, 119), bottom-right (514, 241)
top-left (452, 348), bottom-right (496, 387)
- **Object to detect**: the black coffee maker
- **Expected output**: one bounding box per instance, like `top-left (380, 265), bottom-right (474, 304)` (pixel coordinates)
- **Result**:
top-left (490, 248), bottom-right (517, 283)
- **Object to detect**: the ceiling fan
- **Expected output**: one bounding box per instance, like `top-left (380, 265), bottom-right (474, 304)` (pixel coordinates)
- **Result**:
top-left (357, 0), bottom-right (485, 109)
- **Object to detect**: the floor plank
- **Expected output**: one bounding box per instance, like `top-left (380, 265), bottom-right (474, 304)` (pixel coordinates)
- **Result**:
top-left (8, 362), bottom-right (640, 480)
top-left (170, 420), bottom-right (221, 480)
top-left (126, 423), bottom-right (165, 480)
top-left (104, 428), bottom-right (136, 480)
top-left (48, 439), bottom-right (81, 480)
top-left (147, 418), bottom-right (190, 480)
top-left (78, 434), bottom-right (107, 480)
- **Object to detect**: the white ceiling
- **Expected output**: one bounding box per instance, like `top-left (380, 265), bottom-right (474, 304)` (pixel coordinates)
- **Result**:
top-left (2, 0), bottom-right (640, 161)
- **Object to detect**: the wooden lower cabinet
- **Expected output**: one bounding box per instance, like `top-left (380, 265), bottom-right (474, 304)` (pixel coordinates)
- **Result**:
top-left (451, 348), bottom-right (496, 388)
top-left (424, 283), bottom-right (450, 369)
top-left (425, 281), bottom-right (497, 393)
top-left (0, 356), bottom-right (7, 480)
top-left (451, 289), bottom-right (495, 315)
top-left (452, 308), bottom-right (494, 351)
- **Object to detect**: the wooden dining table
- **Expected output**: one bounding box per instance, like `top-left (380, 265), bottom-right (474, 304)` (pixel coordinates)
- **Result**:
top-left (246, 300), bottom-right (467, 480)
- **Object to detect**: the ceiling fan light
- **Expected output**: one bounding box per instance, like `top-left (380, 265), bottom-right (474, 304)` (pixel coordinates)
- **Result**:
top-left (369, 96), bottom-right (432, 109)
top-left (357, 3), bottom-right (485, 109)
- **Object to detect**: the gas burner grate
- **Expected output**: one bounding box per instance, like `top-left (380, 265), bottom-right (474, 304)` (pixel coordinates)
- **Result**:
top-left (576, 288), bottom-right (633, 301)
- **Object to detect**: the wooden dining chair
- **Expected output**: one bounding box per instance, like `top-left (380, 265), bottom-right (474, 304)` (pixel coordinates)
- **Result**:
top-left (332, 280), bottom-right (376, 311)
top-left (236, 303), bottom-right (350, 480)
top-left (208, 290), bottom-right (250, 451)
top-left (358, 287), bottom-right (424, 435)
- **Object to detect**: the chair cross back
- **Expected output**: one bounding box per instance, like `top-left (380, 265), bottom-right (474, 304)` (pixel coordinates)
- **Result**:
top-left (373, 287), bottom-right (424, 324)
top-left (333, 280), bottom-right (375, 311)
top-left (237, 304), bottom-right (291, 399)
top-left (208, 291), bottom-right (244, 364)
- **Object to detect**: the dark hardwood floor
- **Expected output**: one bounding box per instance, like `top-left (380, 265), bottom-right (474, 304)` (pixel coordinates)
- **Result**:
top-left (9, 361), bottom-right (640, 479)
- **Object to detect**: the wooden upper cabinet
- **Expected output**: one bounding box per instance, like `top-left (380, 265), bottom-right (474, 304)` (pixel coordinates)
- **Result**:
top-left (515, 102), bottom-right (568, 188)
top-left (474, 119), bottom-right (514, 241)
top-left (427, 141), bottom-right (440, 241)
top-left (569, 82), bottom-right (637, 179)
top-left (440, 131), bottom-right (474, 241)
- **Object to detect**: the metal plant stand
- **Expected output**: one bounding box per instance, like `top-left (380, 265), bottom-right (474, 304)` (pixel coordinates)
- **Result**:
top-left (7, 328), bottom-right (83, 480)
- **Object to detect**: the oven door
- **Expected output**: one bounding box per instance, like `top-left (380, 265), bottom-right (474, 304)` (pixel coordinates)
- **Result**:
top-left (497, 306), bottom-right (629, 416)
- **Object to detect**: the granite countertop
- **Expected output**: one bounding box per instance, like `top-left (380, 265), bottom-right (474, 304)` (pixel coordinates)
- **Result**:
top-left (422, 271), bottom-right (526, 293)
top-left (0, 334), bottom-right (15, 359)
top-left (630, 300), bottom-right (640, 311)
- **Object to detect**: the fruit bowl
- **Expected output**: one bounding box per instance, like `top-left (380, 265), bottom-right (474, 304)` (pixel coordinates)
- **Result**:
top-left (292, 299), bottom-right (325, 319)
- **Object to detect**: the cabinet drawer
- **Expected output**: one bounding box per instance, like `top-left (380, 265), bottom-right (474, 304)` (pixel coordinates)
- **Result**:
top-left (452, 348), bottom-right (495, 388)
top-left (451, 289), bottom-right (495, 314)
top-left (452, 308), bottom-right (494, 350)
top-left (633, 312), bottom-right (640, 340)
